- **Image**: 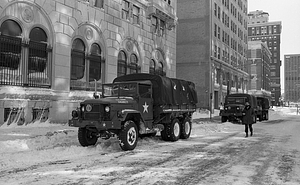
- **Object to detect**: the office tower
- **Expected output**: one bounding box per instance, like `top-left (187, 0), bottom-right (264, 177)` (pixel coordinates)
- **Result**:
top-left (284, 54), bottom-right (300, 102)
top-left (248, 10), bottom-right (282, 106)
top-left (177, 0), bottom-right (249, 110)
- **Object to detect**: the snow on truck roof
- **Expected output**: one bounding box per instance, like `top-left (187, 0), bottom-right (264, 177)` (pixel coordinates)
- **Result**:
top-left (113, 73), bottom-right (198, 106)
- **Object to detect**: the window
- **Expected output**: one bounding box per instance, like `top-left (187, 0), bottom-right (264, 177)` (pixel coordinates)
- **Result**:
top-left (218, 26), bottom-right (220, 39)
top-left (151, 16), bottom-right (158, 34)
top-left (214, 45), bottom-right (217, 58)
top-left (214, 3), bottom-right (217, 16)
top-left (94, 0), bottom-right (104, 8)
top-left (89, 43), bottom-right (101, 82)
top-left (71, 39), bottom-right (85, 81)
top-left (117, 51), bottom-right (127, 77)
top-left (214, 24), bottom-right (217, 37)
top-left (159, 20), bottom-right (165, 36)
top-left (217, 47), bottom-right (220, 59)
top-left (122, 0), bottom-right (130, 20)
top-left (132, 5), bottom-right (140, 24)
top-left (271, 72), bottom-right (276, 76)
top-left (128, 54), bottom-right (140, 74)
top-left (149, 59), bottom-right (155, 74)
top-left (28, 27), bottom-right (49, 86)
top-left (0, 20), bottom-right (22, 85)
top-left (157, 61), bottom-right (165, 76)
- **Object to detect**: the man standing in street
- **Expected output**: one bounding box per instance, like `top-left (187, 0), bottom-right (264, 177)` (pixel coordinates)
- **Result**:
top-left (242, 101), bottom-right (254, 137)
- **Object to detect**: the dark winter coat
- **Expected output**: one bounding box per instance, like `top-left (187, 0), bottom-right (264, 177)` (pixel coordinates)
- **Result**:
top-left (242, 105), bottom-right (254, 125)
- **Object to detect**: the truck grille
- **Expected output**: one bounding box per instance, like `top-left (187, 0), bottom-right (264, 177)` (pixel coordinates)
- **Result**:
top-left (83, 104), bottom-right (102, 120)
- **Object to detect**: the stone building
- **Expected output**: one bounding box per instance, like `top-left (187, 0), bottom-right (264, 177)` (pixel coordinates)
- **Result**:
top-left (247, 40), bottom-right (271, 97)
top-left (176, 0), bottom-right (250, 111)
top-left (0, 0), bottom-right (177, 125)
top-left (248, 10), bottom-right (282, 106)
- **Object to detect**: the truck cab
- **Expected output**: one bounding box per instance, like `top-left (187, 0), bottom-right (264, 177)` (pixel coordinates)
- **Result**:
top-left (220, 93), bottom-right (257, 124)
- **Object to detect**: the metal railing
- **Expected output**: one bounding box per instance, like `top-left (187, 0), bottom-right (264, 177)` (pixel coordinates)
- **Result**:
top-left (0, 35), bottom-right (51, 88)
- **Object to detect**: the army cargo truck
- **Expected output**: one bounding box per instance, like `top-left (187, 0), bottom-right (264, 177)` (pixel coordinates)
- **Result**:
top-left (220, 93), bottom-right (257, 124)
top-left (256, 96), bottom-right (270, 121)
top-left (69, 73), bottom-right (198, 151)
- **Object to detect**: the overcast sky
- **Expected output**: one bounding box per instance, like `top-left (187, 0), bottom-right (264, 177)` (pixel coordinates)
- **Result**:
top-left (248, 0), bottom-right (300, 92)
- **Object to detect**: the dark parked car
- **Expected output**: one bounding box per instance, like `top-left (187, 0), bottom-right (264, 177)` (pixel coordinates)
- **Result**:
top-left (220, 93), bottom-right (257, 124)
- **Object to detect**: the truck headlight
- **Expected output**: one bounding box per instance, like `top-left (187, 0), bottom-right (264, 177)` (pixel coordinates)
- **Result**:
top-left (105, 106), bottom-right (110, 112)
top-left (72, 110), bottom-right (78, 118)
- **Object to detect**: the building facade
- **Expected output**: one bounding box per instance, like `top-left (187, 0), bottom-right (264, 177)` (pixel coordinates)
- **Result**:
top-left (247, 40), bottom-right (271, 96)
top-left (248, 10), bottom-right (282, 106)
top-left (284, 54), bottom-right (300, 102)
top-left (0, 0), bottom-right (177, 125)
top-left (176, 0), bottom-right (249, 111)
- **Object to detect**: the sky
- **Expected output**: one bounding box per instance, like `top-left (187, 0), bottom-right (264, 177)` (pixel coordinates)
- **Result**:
top-left (248, 0), bottom-right (300, 92)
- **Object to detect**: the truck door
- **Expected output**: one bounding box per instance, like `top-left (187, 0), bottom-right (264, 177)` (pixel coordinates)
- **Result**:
top-left (138, 84), bottom-right (153, 121)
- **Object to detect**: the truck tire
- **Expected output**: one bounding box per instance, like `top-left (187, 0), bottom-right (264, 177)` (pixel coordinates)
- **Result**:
top-left (161, 118), bottom-right (181, 142)
top-left (221, 116), bottom-right (227, 123)
top-left (180, 118), bottom-right (192, 139)
top-left (78, 127), bottom-right (98, 146)
top-left (118, 121), bottom-right (138, 151)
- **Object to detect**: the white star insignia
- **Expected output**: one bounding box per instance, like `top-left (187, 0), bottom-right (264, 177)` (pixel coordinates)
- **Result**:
top-left (143, 102), bottom-right (149, 113)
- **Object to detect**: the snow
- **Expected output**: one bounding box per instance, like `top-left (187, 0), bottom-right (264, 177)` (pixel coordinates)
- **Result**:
top-left (0, 106), bottom-right (298, 184)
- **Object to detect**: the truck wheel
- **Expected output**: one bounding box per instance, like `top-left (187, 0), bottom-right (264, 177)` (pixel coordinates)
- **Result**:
top-left (180, 118), bottom-right (192, 139)
top-left (118, 121), bottom-right (138, 151)
top-left (78, 127), bottom-right (98, 146)
top-left (161, 118), bottom-right (181, 141)
top-left (221, 116), bottom-right (227, 123)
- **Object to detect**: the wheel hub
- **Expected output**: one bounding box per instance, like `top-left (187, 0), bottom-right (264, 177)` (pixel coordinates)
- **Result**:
top-left (127, 127), bottom-right (137, 145)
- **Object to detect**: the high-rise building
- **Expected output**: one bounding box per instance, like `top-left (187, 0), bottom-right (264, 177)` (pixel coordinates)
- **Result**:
top-left (247, 41), bottom-right (272, 96)
top-left (284, 54), bottom-right (300, 102)
top-left (177, 0), bottom-right (249, 110)
top-left (0, 0), bottom-right (177, 125)
top-left (248, 10), bottom-right (282, 106)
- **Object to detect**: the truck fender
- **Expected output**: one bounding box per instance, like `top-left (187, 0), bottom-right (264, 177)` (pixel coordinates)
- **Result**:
top-left (118, 109), bottom-right (145, 133)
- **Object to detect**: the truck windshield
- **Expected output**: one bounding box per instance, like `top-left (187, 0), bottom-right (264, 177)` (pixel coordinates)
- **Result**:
top-left (103, 83), bottom-right (137, 97)
top-left (226, 97), bottom-right (245, 104)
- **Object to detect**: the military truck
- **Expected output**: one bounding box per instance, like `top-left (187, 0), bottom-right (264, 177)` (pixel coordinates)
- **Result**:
top-left (69, 73), bottom-right (198, 151)
top-left (256, 96), bottom-right (270, 121)
top-left (220, 93), bottom-right (257, 124)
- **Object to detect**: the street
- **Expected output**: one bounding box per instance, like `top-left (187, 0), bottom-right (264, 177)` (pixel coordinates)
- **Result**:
top-left (0, 107), bottom-right (300, 185)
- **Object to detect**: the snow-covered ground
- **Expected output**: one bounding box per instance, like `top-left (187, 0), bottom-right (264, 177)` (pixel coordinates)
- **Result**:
top-left (0, 106), bottom-right (298, 185)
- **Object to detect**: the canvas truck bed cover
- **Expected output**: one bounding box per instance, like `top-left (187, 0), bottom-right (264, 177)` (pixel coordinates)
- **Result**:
top-left (113, 73), bottom-right (198, 106)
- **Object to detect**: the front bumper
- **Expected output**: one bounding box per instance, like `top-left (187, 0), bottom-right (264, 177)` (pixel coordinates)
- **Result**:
top-left (220, 112), bottom-right (243, 117)
top-left (68, 119), bottom-right (121, 130)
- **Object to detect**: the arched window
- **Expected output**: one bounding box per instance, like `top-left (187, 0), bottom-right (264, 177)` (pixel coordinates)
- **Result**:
top-left (28, 27), bottom-right (49, 86)
top-left (0, 20), bottom-right (22, 85)
top-left (28, 28), bottom-right (48, 73)
top-left (0, 20), bottom-right (22, 37)
top-left (128, 54), bottom-right (139, 74)
top-left (89, 43), bottom-right (101, 82)
top-left (71, 39), bottom-right (85, 81)
top-left (117, 51), bottom-right (127, 77)
top-left (149, 59), bottom-right (155, 74)
top-left (157, 61), bottom-right (165, 76)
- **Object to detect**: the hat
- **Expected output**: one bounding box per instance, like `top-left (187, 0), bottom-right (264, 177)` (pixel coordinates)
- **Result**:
top-left (245, 102), bottom-right (250, 106)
